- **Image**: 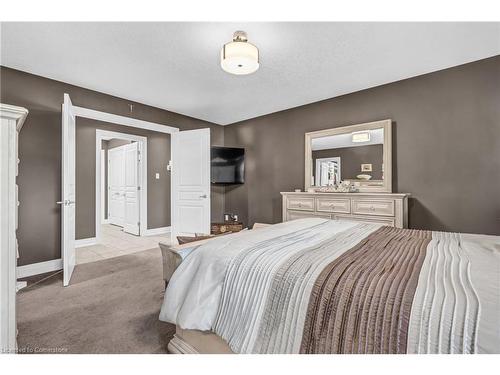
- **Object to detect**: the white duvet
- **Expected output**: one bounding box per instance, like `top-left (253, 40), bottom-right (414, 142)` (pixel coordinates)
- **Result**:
top-left (159, 218), bottom-right (358, 331)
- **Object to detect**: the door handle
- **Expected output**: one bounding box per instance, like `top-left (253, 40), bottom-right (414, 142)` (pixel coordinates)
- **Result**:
top-left (56, 200), bottom-right (75, 206)
top-left (199, 194), bottom-right (208, 198)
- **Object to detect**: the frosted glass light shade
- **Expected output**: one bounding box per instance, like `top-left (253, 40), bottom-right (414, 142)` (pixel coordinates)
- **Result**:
top-left (221, 40), bottom-right (259, 75)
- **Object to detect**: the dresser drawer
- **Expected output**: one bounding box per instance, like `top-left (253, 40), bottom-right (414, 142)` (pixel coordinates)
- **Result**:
top-left (287, 210), bottom-right (331, 221)
top-left (334, 214), bottom-right (395, 227)
top-left (287, 197), bottom-right (315, 211)
top-left (352, 199), bottom-right (395, 217)
top-left (316, 198), bottom-right (350, 214)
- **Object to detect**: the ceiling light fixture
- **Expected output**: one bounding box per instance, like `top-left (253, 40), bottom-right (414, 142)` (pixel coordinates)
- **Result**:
top-left (221, 31), bottom-right (259, 75)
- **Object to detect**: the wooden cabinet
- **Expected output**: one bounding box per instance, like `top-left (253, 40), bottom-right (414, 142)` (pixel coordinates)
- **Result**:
top-left (281, 192), bottom-right (409, 228)
top-left (1, 104), bottom-right (28, 353)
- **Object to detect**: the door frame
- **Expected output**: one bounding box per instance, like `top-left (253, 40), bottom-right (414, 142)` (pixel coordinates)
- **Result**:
top-left (62, 93), bottom-right (180, 247)
top-left (100, 149), bottom-right (107, 224)
top-left (95, 130), bottom-right (147, 241)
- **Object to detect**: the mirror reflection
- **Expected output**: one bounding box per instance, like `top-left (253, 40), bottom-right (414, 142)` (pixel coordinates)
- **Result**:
top-left (311, 127), bottom-right (384, 187)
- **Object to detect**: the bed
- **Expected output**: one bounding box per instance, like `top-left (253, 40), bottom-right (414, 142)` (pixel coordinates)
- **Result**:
top-left (159, 218), bottom-right (500, 354)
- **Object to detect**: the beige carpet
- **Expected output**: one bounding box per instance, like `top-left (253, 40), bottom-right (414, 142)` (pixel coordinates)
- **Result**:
top-left (17, 248), bottom-right (175, 354)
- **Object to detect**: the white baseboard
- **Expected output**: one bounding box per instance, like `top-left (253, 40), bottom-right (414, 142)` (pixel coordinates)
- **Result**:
top-left (17, 258), bottom-right (63, 279)
top-left (75, 237), bottom-right (97, 248)
top-left (143, 226), bottom-right (171, 236)
top-left (16, 281), bottom-right (27, 292)
top-left (102, 219), bottom-right (109, 224)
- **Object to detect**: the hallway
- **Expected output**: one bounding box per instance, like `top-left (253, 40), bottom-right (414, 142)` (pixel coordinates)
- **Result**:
top-left (76, 224), bottom-right (170, 264)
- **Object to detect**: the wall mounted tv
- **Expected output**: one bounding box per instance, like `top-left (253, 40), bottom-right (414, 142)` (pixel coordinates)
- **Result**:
top-left (211, 147), bottom-right (245, 184)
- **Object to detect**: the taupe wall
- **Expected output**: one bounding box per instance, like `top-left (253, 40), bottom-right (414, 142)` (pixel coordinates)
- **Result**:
top-left (2, 56), bottom-right (499, 266)
top-left (312, 144), bottom-right (383, 181)
top-left (0, 67), bottom-right (224, 266)
top-left (224, 56), bottom-right (500, 235)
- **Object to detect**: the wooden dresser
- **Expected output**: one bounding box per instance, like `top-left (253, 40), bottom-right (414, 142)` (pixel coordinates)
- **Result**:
top-left (281, 192), bottom-right (409, 228)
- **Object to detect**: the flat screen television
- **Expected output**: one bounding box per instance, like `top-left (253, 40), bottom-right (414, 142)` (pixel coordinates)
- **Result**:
top-left (211, 147), bottom-right (245, 184)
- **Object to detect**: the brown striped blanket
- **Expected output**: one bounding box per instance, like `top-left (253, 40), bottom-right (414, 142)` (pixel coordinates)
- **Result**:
top-left (300, 226), bottom-right (429, 354)
top-left (160, 218), bottom-right (500, 354)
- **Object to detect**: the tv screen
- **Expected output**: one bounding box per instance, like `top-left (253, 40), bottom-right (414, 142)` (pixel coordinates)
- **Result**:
top-left (211, 147), bottom-right (245, 184)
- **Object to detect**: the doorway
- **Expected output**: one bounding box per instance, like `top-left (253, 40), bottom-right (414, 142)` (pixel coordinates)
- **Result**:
top-left (96, 130), bottom-right (147, 239)
top-left (106, 139), bottom-right (140, 234)
top-left (315, 156), bottom-right (341, 186)
top-left (76, 129), bottom-right (179, 265)
top-left (61, 94), bottom-right (211, 285)
top-left (75, 130), bottom-right (163, 265)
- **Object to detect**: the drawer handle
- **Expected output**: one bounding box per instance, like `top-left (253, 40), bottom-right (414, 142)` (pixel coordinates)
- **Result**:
top-left (370, 205), bottom-right (375, 211)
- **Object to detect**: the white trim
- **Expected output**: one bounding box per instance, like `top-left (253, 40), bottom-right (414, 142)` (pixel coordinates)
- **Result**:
top-left (143, 226), bottom-right (171, 236)
top-left (16, 281), bottom-right (27, 293)
top-left (95, 129), bottom-right (148, 242)
top-left (102, 219), bottom-right (109, 224)
top-left (75, 237), bottom-right (97, 248)
top-left (73, 105), bottom-right (179, 134)
top-left (16, 259), bottom-right (63, 279)
top-left (100, 149), bottom-right (106, 223)
top-left (64, 93), bottom-right (180, 247)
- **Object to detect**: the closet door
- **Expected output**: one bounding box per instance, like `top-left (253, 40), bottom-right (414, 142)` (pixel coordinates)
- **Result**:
top-left (123, 142), bottom-right (140, 235)
top-left (107, 147), bottom-right (125, 227)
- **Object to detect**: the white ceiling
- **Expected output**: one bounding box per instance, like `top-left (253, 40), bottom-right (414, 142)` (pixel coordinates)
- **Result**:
top-left (1, 22), bottom-right (499, 125)
top-left (312, 128), bottom-right (384, 150)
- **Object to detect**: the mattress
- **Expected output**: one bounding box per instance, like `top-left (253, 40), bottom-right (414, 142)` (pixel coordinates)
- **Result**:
top-left (160, 218), bottom-right (500, 354)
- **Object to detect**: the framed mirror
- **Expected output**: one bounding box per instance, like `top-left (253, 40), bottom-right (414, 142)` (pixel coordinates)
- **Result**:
top-left (305, 119), bottom-right (392, 193)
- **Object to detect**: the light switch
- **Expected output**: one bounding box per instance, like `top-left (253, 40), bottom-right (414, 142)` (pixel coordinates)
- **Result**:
top-left (155, 173), bottom-right (160, 180)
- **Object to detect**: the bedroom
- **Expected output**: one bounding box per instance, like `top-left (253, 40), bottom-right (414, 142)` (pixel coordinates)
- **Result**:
top-left (1, 1), bottom-right (499, 374)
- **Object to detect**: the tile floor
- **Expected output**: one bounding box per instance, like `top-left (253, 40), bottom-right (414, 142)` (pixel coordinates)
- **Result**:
top-left (76, 224), bottom-right (171, 264)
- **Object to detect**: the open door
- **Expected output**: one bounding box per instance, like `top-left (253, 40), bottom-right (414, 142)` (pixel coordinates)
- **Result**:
top-left (123, 142), bottom-right (140, 235)
top-left (171, 128), bottom-right (210, 240)
top-left (107, 146), bottom-right (125, 227)
top-left (60, 94), bottom-right (76, 286)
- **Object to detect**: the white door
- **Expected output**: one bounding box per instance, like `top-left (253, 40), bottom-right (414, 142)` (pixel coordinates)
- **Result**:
top-left (171, 128), bottom-right (210, 240)
top-left (100, 149), bottom-right (106, 223)
top-left (108, 147), bottom-right (125, 227)
top-left (123, 142), bottom-right (140, 235)
top-left (60, 94), bottom-right (76, 286)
